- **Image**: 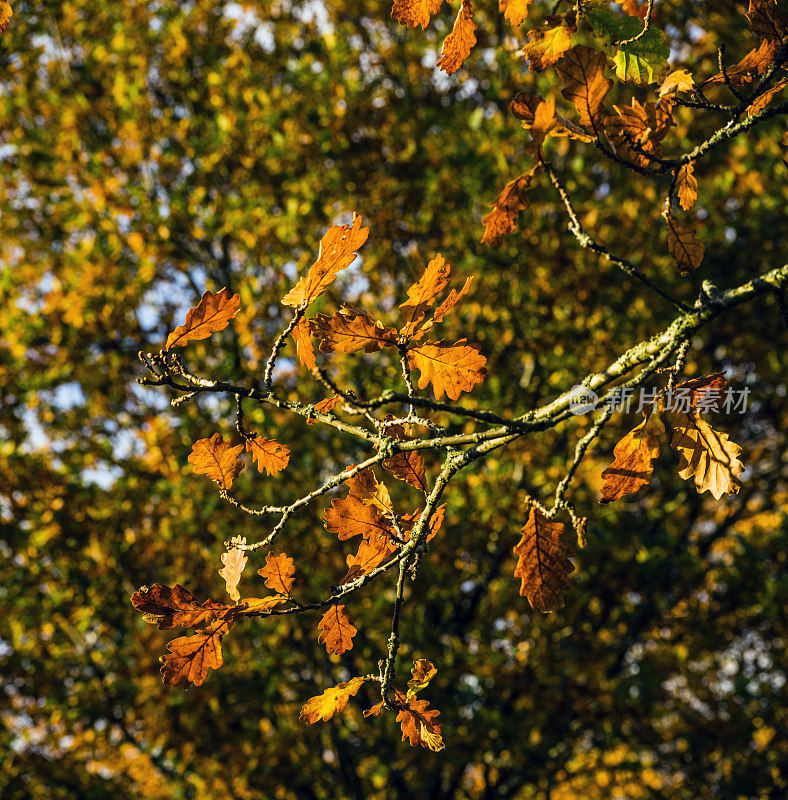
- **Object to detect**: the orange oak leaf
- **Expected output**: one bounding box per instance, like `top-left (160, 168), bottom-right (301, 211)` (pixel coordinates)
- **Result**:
top-left (165, 288), bottom-right (241, 349)
top-left (299, 677), bottom-right (367, 724)
top-left (673, 372), bottom-right (729, 410)
top-left (131, 584), bottom-right (234, 630)
top-left (309, 307), bottom-right (397, 354)
top-left (557, 46), bottom-right (612, 129)
top-left (291, 318), bottom-right (316, 371)
top-left (219, 547), bottom-right (247, 602)
top-left (665, 213), bottom-right (705, 275)
top-left (499, 0), bottom-right (532, 27)
top-left (324, 494), bottom-right (394, 541)
top-left (513, 507), bottom-right (575, 612)
top-left (437, 1), bottom-right (477, 75)
top-left (481, 163), bottom-right (541, 247)
top-left (257, 552), bottom-right (296, 596)
top-left (747, 0), bottom-right (788, 42)
top-left (521, 20), bottom-right (574, 73)
top-left (659, 69), bottom-right (695, 97)
top-left (347, 467), bottom-right (380, 500)
top-left (399, 254), bottom-right (452, 338)
top-left (391, 0), bottom-right (444, 30)
top-left (396, 698), bottom-right (444, 750)
top-left (317, 604), bottom-right (357, 655)
top-left (603, 98), bottom-right (673, 168)
top-left (670, 412), bottom-right (744, 499)
top-left (431, 276), bottom-right (473, 326)
top-left (237, 595), bottom-right (289, 614)
top-left (747, 76), bottom-right (788, 116)
top-left (338, 533), bottom-right (397, 585)
top-left (307, 395), bottom-right (342, 426)
top-left (407, 659), bottom-right (437, 699)
top-left (676, 163), bottom-right (698, 211)
top-left (0, 2), bottom-right (12, 34)
top-left (599, 411), bottom-right (665, 503)
top-left (245, 436), bottom-right (290, 476)
top-left (188, 433), bottom-right (245, 490)
top-left (399, 503), bottom-right (446, 545)
top-left (622, 0), bottom-right (649, 20)
top-left (160, 616), bottom-right (234, 687)
top-left (407, 339), bottom-right (487, 401)
top-left (383, 449), bottom-right (428, 493)
top-left (528, 96), bottom-right (557, 152)
top-left (511, 92), bottom-right (593, 141)
top-left (281, 214), bottom-right (369, 307)
top-left (705, 40), bottom-right (778, 86)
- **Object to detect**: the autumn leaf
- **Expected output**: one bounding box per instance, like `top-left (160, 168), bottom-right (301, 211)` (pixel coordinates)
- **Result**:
top-left (399, 254), bottom-right (452, 338)
top-left (407, 339), bottom-right (487, 401)
top-left (131, 584), bottom-right (234, 630)
top-left (499, 0), bottom-right (532, 27)
top-left (621, 0), bottom-right (649, 20)
top-left (317, 604), bottom-right (357, 655)
top-left (430, 276), bottom-right (473, 327)
top-left (188, 433), bottom-right (245, 490)
top-left (659, 69), bottom-right (695, 97)
top-left (676, 163), bottom-right (698, 211)
top-left (673, 372), bottom-right (729, 411)
top-left (165, 288), bottom-right (241, 349)
top-left (324, 494), bottom-right (394, 541)
top-left (513, 507), bottom-right (575, 612)
top-left (219, 547), bottom-right (247, 602)
top-left (299, 677), bottom-right (367, 724)
top-left (257, 552), bottom-right (296, 596)
top-left (604, 98), bottom-right (673, 168)
top-left (705, 40), bottom-right (778, 87)
top-left (599, 411), bottom-right (665, 503)
top-left (521, 21), bottom-right (573, 73)
top-left (382, 421), bottom-right (428, 493)
top-left (665, 213), bottom-right (705, 275)
top-left (437, 1), bottom-right (477, 76)
top-left (481, 163), bottom-right (541, 247)
top-left (747, 77), bottom-right (788, 116)
top-left (0, 2), bottom-right (12, 34)
top-left (314, 396), bottom-right (342, 416)
top-left (338, 533), bottom-right (397, 586)
top-left (244, 436), bottom-right (290, 477)
top-left (281, 214), bottom-right (369, 307)
top-left (160, 616), bottom-right (234, 687)
top-left (557, 46), bottom-right (612, 130)
top-left (528, 97), bottom-right (556, 152)
top-left (670, 413), bottom-right (745, 499)
top-left (511, 92), bottom-right (593, 142)
top-left (291, 318), bottom-right (316, 371)
top-left (309, 307), bottom-right (397, 353)
top-left (391, 0), bottom-right (444, 30)
top-left (407, 659), bottom-right (437, 699)
top-left (747, 0), bottom-right (788, 42)
top-left (237, 595), bottom-right (289, 614)
top-left (396, 698), bottom-right (444, 750)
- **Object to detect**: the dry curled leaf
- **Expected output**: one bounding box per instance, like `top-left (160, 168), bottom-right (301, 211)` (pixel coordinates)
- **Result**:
top-left (676, 163), bottom-right (698, 211)
top-left (599, 411), bottom-right (665, 503)
top-left (219, 547), bottom-right (247, 603)
top-left (670, 412), bottom-right (745, 499)
top-left (317, 604), bottom-right (357, 655)
top-left (281, 214), bottom-right (369, 307)
top-left (309, 307), bottom-right (397, 353)
top-left (481, 164), bottom-right (541, 247)
top-left (165, 288), bottom-right (241, 349)
top-left (557, 46), bottom-right (612, 130)
top-left (665, 213), bottom-right (705, 275)
top-left (673, 372), bottom-right (729, 410)
top-left (407, 659), bottom-right (437, 699)
top-left (437, 1), bottom-right (477, 76)
top-left (237, 595), bottom-right (288, 614)
top-left (291, 317), bottom-right (316, 371)
top-left (257, 552), bottom-right (296, 596)
top-left (188, 433), bottom-right (245, 490)
top-left (747, 0), bottom-right (788, 42)
top-left (399, 254), bottom-right (452, 338)
top-left (245, 436), bottom-right (290, 476)
top-left (513, 507), bottom-right (575, 612)
top-left (511, 92), bottom-right (593, 142)
top-left (499, 0), bottom-right (532, 27)
top-left (391, 0), bottom-right (444, 30)
top-left (705, 40), bottom-right (778, 87)
top-left (299, 677), bottom-right (367, 724)
top-left (160, 616), bottom-right (234, 687)
top-left (603, 98), bottom-right (673, 168)
top-left (131, 584), bottom-right (233, 630)
top-left (407, 339), bottom-right (487, 401)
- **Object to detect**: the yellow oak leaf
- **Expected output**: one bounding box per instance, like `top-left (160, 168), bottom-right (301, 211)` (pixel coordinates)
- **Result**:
top-left (0, 2), bottom-right (12, 34)
top-left (188, 433), bottom-right (245, 490)
top-left (499, 0), bottom-right (532, 27)
top-left (245, 436), bottom-right (290, 476)
top-left (407, 339), bottom-right (487, 400)
top-left (659, 69), bottom-right (695, 97)
top-left (299, 677), bottom-right (367, 724)
top-left (399, 254), bottom-right (452, 338)
top-left (437, 1), bottom-right (477, 75)
top-left (521, 22), bottom-right (573, 73)
top-left (165, 287), bottom-right (241, 349)
top-left (676, 163), bottom-right (698, 211)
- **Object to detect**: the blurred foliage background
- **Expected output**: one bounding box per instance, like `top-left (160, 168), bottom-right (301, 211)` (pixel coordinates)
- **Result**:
top-left (0, 1), bottom-right (786, 798)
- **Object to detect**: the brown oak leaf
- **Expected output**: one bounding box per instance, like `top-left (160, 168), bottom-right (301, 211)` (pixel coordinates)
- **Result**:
top-left (338, 533), bottom-right (397, 586)
top-left (317, 604), bottom-right (357, 655)
top-left (557, 46), bottom-right (612, 129)
top-left (513, 507), bottom-right (575, 611)
top-left (245, 436), bottom-right (290, 476)
top-left (407, 339), bottom-right (487, 400)
top-left (481, 163), bottom-right (541, 247)
top-left (188, 433), bottom-right (245, 490)
top-left (299, 677), bottom-right (367, 724)
top-left (665, 213), bottom-right (705, 275)
top-left (257, 552), bottom-right (296, 596)
top-left (396, 698), bottom-right (444, 750)
top-left (165, 287), bottom-right (241, 349)
top-left (160, 616), bottom-right (234, 687)
top-left (747, 0), bottom-right (788, 42)
top-left (324, 494), bottom-right (394, 541)
top-left (437, 1), bottom-right (477, 75)
top-left (131, 584), bottom-right (234, 630)
top-left (747, 77), bottom-right (788, 116)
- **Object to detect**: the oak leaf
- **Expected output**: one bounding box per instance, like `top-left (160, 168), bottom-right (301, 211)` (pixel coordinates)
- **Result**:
top-left (659, 69), bottom-right (695, 97)
top-left (399, 504), bottom-right (446, 545)
top-left (599, 411), bottom-right (665, 503)
top-left (219, 547), bottom-right (247, 603)
top-left (665, 214), bottom-right (705, 275)
top-left (338, 533), bottom-right (397, 585)
top-left (391, 0), bottom-right (444, 29)
top-left (603, 98), bottom-right (673, 168)
top-left (676, 163), bottom-right (698, 211)
top-left (521, 21), bottom-right (573, 73)
top-left (705, 40), bottom-right (778, 87)
top-left (557, 46), bottom-right (612, 129)
top-left (407, 339), bottom-right (487, 400)
top-left (511, 92), bottom-right (593, 141)
top-left (317, 604), bottom-right (357, 655)
top-left (481, 163), bottom-right (541, 247)
top-left (0, 2), bottom-right (11, 34)
top-left (399, 254), bottom-right (452, 338)
top-left (382, 421), bottom-right (428, 493)
top-left (437, 1), bottom-right (477, 76)
top-left (237, 595), bottom-right (289, 614)
top-left (131, 584), bottom-right (234, 630)
top-left (281, 214), bottom-right (369, 307)
top-left (245, 436), bottom-right (290, 476)
top-left (188, 433), bottom-right (245, 490)
top-left (165, 288), bottom-right (241, 349)
top-left (499, 0), bottom-right (532, 27)
top-left (160, 616), bottom-right (234, 687)
top-left (299, 677), bottom-right (367, 724)
top-left (324, 494), bottom-right (394, 541)
top-left (407, 659), bottom-right (437, 699)
top-left (674, 372), bottom-right (729, 411)
top-left (291, 318), bottom-right (316, 371)
top-left (747, 0), bottom-right (788, 42)
top-left (747, 77), bottom-right (788, 116)
top-left (309, 307), bottom-right (397, 353)
top-left (670, 413), bottom-right (744, 499)
top-left (257, 552), bottom-right (296, 596)
top-left (308, 395), bottom-right (342, 425)
top-left (513, 507), bottom-right (575, 611)
top-left (396, 698), bottom-right (444, 750)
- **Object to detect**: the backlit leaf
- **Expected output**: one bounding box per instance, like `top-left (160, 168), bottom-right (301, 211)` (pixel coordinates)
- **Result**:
top-left (499, 0), bottom-right (532, 27)
top-left (521, 22), bottom-right (573, 73)
top-left (324, 494), bottom-right (394, 541)
top-left (299, 677), bottom-right (367, 724)
top-left (219, 547), bottom-right (247, 603)
top-left (245, 436), bottom-right (290, 476)
top-left (257, 552), bottom-right (296, 596)
top-left (391, 0), bottom-right (444, 30)
top-left (160, 616), bottom-right (234, 687)
top-left (437, 1), bottom-right (477, 76)
top-left (557, 46), bottom-right (612, 129)
top-left (291, 318), bottom-right (317, 371)
top-left (131, 584), bottom-right (234, 630)
top-left (481, 163), bottom-right (541, 247)
top-left (676, 163), bottom-right (698, 211)
top-left (188, 434), bottom-right (245, 490)
top-left (407, 658), bottom-right (437, 699)
top-left (317, 604), bottom-right (357, 655)
top-left (407, 339), bottom-right (487, 400)
top-left (659, 69), bottom-right (695, 97)
top-left (309, 307), bottom-right (397, 353)
top-left (165, 288), bottom-right (241, 349)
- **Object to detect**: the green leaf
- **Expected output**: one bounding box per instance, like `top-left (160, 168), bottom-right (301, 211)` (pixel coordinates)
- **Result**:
top-left (613, 30), bottom-right (670, 84)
